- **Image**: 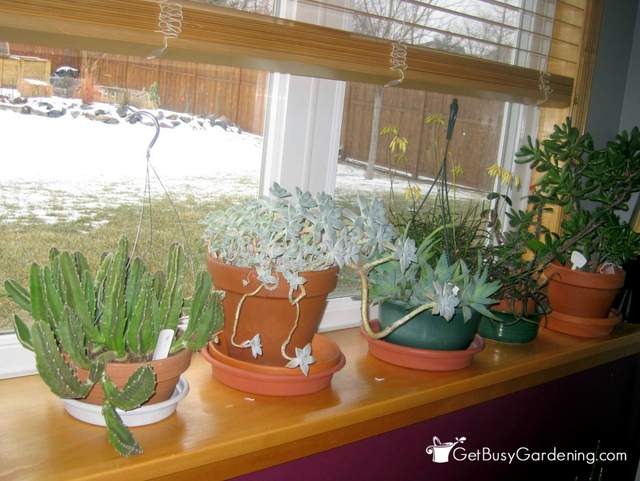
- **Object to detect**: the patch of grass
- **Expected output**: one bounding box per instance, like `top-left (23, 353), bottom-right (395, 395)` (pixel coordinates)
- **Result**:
top-left (0, 196), bottom-right (243, 331)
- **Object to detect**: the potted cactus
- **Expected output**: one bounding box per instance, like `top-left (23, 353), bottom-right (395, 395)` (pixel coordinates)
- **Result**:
top-left (4, 237), bottom-right (222, 456)
top-left (202, 183), bottom-right (396, 393)
top-left (516, 120), bottom-right (640, 337)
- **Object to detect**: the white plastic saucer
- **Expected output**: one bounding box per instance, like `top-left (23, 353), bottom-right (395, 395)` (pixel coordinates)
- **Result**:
top-left (63, 376), bottom-right (189, 427)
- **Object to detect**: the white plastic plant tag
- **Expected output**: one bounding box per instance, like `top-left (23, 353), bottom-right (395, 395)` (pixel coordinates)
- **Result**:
top-left (570, 251), bottom-right (587, 271)
top-left (152, 329), bottom-right (175, 360)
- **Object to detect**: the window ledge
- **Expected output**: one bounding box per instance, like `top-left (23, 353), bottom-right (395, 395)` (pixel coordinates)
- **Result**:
top-left (2, 325), bottom-right (640, 481)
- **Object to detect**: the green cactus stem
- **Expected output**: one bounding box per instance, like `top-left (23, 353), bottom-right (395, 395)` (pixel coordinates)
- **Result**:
top-left (4, 236), bottom-right (222, 457)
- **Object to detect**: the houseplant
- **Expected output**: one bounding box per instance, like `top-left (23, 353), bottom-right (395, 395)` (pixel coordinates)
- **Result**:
top-left (5, 236), bottom-right (222, 456)
top-left (202, 183), bottom-right (396, 391)
top-left (515, 120), bottom-right (640, 337)
top-left (478, 182), bottom-right (549, 344)
top-left (357, 99), bottom-right (501, 370)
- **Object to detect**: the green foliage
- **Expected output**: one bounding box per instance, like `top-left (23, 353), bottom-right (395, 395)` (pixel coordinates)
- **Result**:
top-left (368, 249), bottom-right (500, 323)
top-left (516, 119), bottom-right (640, 271)
top-left (367, 99), bottom-right (501, 325)
top-left (203, 183), bottom-right (397, 295)
top-left (147, 80), bottom-right (160, 108)
top-left (4, 236), bottom-right (223, 457)
top-left (482, 194), bottom-right (549, 316)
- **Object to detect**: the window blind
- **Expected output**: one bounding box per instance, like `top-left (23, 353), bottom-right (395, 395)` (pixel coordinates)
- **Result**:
top-left (0, 0), bottom-right (586, 106)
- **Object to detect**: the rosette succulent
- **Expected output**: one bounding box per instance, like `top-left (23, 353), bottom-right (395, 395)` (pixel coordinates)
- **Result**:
top-left (366, 241), bottom-right (501, 324)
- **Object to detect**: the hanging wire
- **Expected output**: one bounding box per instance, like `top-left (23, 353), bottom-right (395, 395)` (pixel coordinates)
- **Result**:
top-left (125, 111), bottom-right (195, 276)
top-left (147, 1), bottom-right (184, 60)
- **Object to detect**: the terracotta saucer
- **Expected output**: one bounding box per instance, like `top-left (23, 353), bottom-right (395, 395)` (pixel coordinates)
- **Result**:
top-left (207, 331), bottom-right (342, 376)
top-left (201, 334), bottom-right (345, 396)
top-left (362, 324), bottom-right (485, 371)
top-left (544, 309), bottom-right (622, 338)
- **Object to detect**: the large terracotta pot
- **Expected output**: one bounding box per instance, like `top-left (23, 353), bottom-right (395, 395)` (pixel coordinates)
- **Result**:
top-left (207, 256), bottom-right (338, 366)
top-left (74, 348), bottom-right (192, 405)
top-left (478, 298), bottom-right (540, 344)
top-left (545, 262), bottom-right (625, 318)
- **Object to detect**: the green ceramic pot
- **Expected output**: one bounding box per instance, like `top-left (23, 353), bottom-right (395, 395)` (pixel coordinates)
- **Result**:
top-left (478, 311), bottom-right (540, 344)
top-left (378, 300), bottom-right (480, 351)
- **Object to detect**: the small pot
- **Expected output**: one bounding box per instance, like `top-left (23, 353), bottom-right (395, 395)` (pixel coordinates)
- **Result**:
top-left (478, 298), bottom-right (540, 344)
top-left (378, 300), bottom-right (479, 351)
top-left (74, 348), bottom-right (192, 405)
top-left (545, 262), bottom-right (625, 319)
top-left (207, 256), bottom-right (338, 366)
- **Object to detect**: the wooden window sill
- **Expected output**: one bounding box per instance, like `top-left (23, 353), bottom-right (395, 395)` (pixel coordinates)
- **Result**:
top-left (2, 324), bottom-right (640, 481)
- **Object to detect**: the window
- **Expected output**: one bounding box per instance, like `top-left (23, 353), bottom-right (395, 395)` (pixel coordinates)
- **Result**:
top-left (0, 43), bottom-right (268, 336)
top-left (0, 0), bottom-right (597, 378)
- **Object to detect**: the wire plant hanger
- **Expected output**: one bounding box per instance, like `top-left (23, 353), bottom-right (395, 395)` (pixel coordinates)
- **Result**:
top-left (124, 110), bottom-right (195, 276)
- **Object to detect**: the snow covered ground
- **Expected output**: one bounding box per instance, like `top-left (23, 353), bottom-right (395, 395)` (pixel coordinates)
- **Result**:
top-left (0, 96), bottom-right (481, 225)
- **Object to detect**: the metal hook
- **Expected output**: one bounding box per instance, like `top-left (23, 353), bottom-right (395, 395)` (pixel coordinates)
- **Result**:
top-left (125, 110), bottom-right (160, 160)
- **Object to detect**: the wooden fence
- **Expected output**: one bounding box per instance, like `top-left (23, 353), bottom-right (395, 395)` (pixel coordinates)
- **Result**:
top-left (8, 44), bottom-right (268, 135)
top-left (340, 83), bottom-right (505, 191)
top-left (6, 45), bottom-right (504, 190)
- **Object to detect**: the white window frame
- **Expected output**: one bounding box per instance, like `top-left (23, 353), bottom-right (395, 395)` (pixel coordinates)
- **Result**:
top-left (0, 0), bottom-right (541, 379)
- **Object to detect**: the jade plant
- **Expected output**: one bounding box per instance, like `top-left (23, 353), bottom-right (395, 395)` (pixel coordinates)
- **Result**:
top-left (515, 120), bottom-right (640, 272)
top-left (4, 237), bottom-right (222, 456)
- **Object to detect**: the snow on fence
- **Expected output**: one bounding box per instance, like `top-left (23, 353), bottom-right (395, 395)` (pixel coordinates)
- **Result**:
top-left (7, 44), bottom-right (268, 136)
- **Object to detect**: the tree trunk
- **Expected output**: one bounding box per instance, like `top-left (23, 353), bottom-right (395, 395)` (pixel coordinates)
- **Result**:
top-left (366, 87), bottom-right (384, 180)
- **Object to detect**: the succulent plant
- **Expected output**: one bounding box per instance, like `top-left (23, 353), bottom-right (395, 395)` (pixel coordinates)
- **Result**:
top-left (203, 182), bottom-right (397, 293)
top-left (4, 236), bottom-right (223, 456)
top-left (515, 120), bottom-right (640, 272)
top-left (361, 235), bottom-right (501, 340)
top-left (358, 98), bottom-right (501, 340)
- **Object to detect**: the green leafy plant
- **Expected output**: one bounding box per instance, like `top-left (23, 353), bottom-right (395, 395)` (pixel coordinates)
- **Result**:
top-left (4, 236), bottom-right (223, 456)
top-left (515, 119), bottom-right (640, 271)
top-left (483, 193), bottom-right (548, 317)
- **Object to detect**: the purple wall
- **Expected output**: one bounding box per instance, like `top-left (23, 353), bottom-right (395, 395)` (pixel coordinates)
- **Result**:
top-left (233, 355), bottom-right (640, 481)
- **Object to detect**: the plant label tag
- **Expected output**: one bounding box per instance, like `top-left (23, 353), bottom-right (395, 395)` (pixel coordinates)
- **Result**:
top-left (570, 251), bottom-right (587, 271)
top-left (152, 329), bottom-right (175, 360)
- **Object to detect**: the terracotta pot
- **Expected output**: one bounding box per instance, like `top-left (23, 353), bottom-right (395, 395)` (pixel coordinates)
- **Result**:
top-left (207, 256), bottom-right (338, 366)
top-left (74, 348), bottom-right (192, 405)
top-left (545, 262), bottom-right (625, 319)
top-left (545, 309), bottom-right (622, 338)
top-left (363, 324), bottom-right (485, 371)
top-left (478, 298), bottom-right (540, 344)
top-left (201, 333), bottom-right (345, 396)
top-left (207, 331), bottom-right (342, 376)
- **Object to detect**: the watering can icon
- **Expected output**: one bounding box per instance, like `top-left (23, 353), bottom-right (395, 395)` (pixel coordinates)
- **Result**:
top-left (425, 436), bottom-right (467, 463)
